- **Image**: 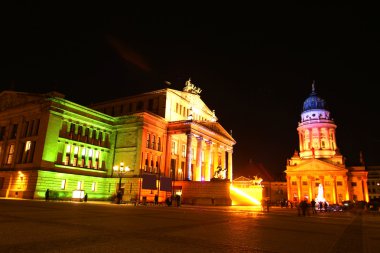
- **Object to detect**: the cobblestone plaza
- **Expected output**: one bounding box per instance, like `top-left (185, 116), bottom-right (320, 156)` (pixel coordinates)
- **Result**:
top-left (0, 198), bottom-right (379, 253)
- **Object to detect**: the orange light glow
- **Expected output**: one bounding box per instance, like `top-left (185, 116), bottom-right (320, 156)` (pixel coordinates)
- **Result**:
top-left (230, 185), bottom-right (262, 206)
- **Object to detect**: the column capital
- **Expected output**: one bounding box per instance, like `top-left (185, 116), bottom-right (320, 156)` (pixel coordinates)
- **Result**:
top-left (205, 140), bottom-right (212, 145)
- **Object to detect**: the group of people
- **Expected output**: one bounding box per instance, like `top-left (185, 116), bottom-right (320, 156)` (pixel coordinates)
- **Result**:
top-left (298, 199), bottom-right (329, 216)
top-left (165, 195), bottom-right (181, 207)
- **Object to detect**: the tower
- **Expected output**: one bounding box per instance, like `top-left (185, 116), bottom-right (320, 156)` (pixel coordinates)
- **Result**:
top-left (297, 81), bottom-right (338, 159)
top-left (285, 81), bottom-right (368, 204)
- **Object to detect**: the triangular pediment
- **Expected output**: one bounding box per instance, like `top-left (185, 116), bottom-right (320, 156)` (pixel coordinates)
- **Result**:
top-left (194, 121), bottom-right (236, 143)
top-left (0, 91), bottom-right (43, 111)
top-left (286, 158), bottom-right (348, 173)
top-left (0, 91), bottom-right (65, 112)
top-left (233, 176), bottom-right (252, 182)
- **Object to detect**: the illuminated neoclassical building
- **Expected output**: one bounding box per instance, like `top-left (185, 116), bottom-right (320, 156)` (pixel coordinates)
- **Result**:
top-left (285, 83), bottom-right (369, 204)
top-left (0, 80), bottom-right (235, 204)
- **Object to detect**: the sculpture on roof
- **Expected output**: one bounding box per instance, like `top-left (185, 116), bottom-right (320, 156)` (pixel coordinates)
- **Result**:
top-left (213, 165), bottom-right (227, 179)
top-left (183, 78), bottom-right (202, 95)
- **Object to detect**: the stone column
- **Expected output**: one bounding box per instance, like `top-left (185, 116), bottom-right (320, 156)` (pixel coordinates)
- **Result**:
top-left (286, 176), bottom-right (292, 201)
top-left (227, 149), bottom-right (233, 182)
top-left (195, 136), bottom-right (203, 181)
top-left (297, 176), bottom-right (302, 203)
top-left (212, 143), bottom-right (219, 177)
top-left (320, 176), bottom-right (325, 199)
top-left (185, 132), bottom-right (193, 180)
top-left (308, 176), bottom-right (313, 201)
top-left (344, 176), bottom-right (350, 200)
top-left (299, 132), bottom-right (303, 152)
top-left (204, 141), bottom-right (212, 181)
top-left (332, 176), bottom-right (337, 204)
top-left (221, 147), bottom-right (226, 171)
top-left (362, 178), bottom-right (369, 202)
top-left (309, 128), bottom-right (313, 150)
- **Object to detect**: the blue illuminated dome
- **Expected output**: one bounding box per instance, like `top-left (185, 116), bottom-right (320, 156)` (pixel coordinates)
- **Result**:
top-left (302, 82), bottom-right (327, 111)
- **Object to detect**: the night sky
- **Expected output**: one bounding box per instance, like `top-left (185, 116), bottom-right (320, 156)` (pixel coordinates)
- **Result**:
top-left (1, 3), bottom-right (378, 178)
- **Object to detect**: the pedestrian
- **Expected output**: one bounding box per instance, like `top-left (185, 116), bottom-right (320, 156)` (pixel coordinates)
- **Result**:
top-left (301, 200), bottom-right (307, 216)
top-left (297, 202), bottom-right (301, 216)
top-left (319, 201), bottom-right (323, 212)
top-left (311, 199), bottom-right (317, 214)
top-left (116, 191), bottom-right (122, 204)
top-left (154, 194), bottom-right (158, 205)
top-left (176, 194), bottom-right (181, 207)
top-left (45, 189), bottom-right (50, 201)
top-left (84, 193), bottom-right (88, 202)
top-left (266, 200), bottom-right (270, 212)
top-left (261, 199), bottom-right (266, 211)
top-left (166, 197), bottom-right (172, 206)
top-left (324, 201), bottom-right (328, 212)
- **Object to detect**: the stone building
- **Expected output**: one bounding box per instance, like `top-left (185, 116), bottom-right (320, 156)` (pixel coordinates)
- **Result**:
top-left (285, 83), bottom-right (369, 204)
top-left (0, 79), bottom-right (235, 204)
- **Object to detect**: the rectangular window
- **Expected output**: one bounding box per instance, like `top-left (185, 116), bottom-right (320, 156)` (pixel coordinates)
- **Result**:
top-left (351, 182), bottom-right (357, 187)
top-left (0, 126), bottom-right (6, 140)
top-left (146, 134), bottom-right (150, 148)
top-left (171, 141), bottom-right (177, 154)
top-left (61, 179), bottom-right (66, 190)
top-left (21, 141), bottom-right (32, 163)
top-left (6, 144), bottom-right (15, 165)
top-left (325, 181), bottom-right (331, 186)
top-left (77, 181), bottom-right (83, 190)
top-left (32, 119), bottom-right (40, 136)
top-left (10, 124), bottom-right (18, 139)
top-left (23, 121), bottom-right (29, 137)
top-left (302, 181), bottom-right (308, 186)
top-left (157, 137), bottom-right (161, 151)
top-left (291, 181), bottom-right (297, 186)
top-left (181, 144), bottom-right (186, 158)
top-left (148, 99), bottom-right (154, 111)
top-left (137, 101), bottom-right (144, 110)
top-left (337, 181), bottom-right (343, 186)
top-left (92, 182), bottom-right (96, 191)
top-left (152, 135), bottom-right (155, 149)
top-left (73, 146), bottom-right (79, 166)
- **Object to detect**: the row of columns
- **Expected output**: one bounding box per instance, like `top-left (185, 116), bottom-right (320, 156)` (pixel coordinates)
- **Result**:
top-left (299, 127), bottom-right (336, 152)
top-left (185, 133), bottom-right (233, 182)
top-left (288, 175), bottom-right (369, 204)
top-left (287, 175), bottom-right (345, 204)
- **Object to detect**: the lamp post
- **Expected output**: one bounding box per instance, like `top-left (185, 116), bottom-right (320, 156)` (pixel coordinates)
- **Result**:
top-left (113, 162), bottom-right (129, 204)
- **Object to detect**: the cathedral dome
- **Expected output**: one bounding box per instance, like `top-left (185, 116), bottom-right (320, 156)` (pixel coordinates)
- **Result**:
top-left (302, 82), bottom-right (327, 111)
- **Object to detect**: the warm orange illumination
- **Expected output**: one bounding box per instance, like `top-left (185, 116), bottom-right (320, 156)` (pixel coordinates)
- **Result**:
top-left (230, 185), bottom-right (262, 206)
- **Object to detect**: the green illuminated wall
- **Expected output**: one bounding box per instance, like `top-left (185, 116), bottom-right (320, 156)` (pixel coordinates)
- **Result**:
top-left (35, 170), bottom-right (118, 201)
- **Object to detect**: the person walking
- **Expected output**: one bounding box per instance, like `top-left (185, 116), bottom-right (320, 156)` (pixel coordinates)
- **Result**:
top-left (45, 189), bottom-right (50, 201)
top-left (176, 194), bottom-right (181, 207)
top-left (84, 193), bottom-right (88, 202)
top-left (311, 199), bottom-right (317, 214)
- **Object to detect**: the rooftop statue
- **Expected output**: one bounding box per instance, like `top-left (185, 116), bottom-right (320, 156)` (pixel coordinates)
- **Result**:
top-left (183, 78), bottom-right (202, 95)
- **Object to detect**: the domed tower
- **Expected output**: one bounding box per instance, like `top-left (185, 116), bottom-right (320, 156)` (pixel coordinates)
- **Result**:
top-left (297, 81), bottom-right (338, 159)
top-left (285, 81), bottom-right (368, 205)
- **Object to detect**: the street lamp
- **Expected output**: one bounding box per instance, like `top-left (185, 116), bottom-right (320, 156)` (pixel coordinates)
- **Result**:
top-left (113, 162), bottom-right (130, 204)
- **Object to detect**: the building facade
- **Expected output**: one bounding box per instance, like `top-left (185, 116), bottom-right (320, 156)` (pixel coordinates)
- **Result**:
top-left (0, 80), bottom-right (235, 203)
top-left (366, 166), bottom-right (380, 202)
top-left (285, 83), bottom-right (369, 204)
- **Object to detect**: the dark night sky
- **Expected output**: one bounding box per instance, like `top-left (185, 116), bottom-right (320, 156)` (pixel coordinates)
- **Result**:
top-left (1, 3), bottom-right (379, 178)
